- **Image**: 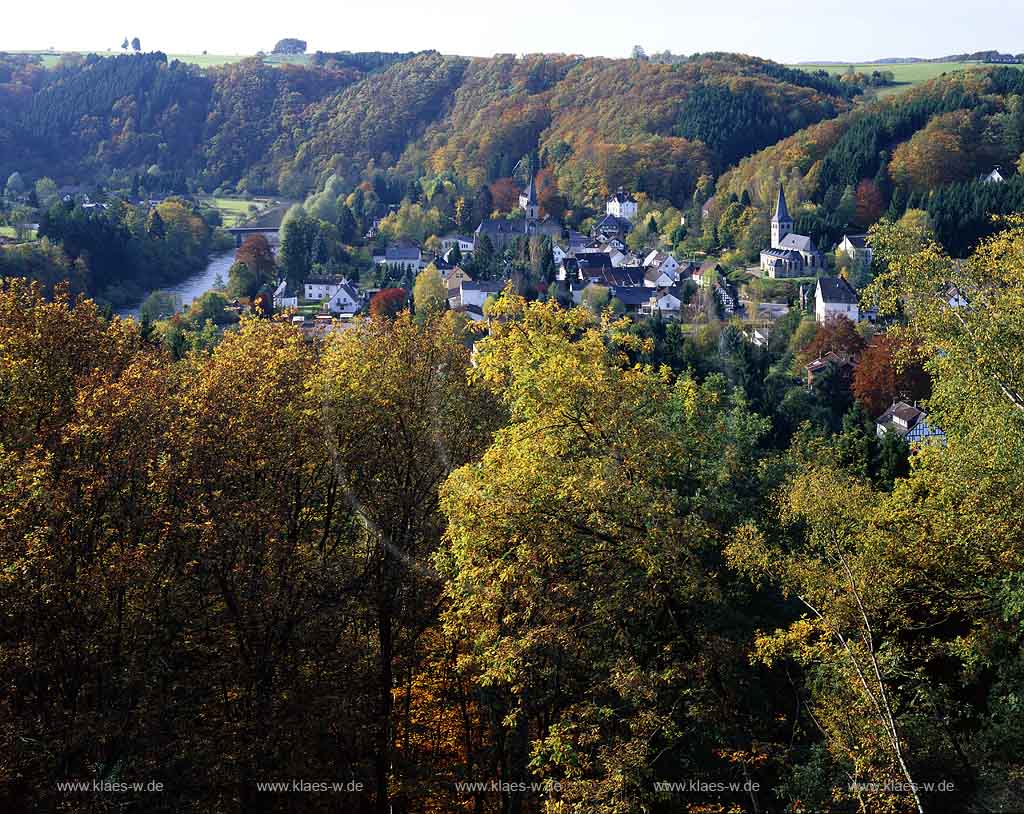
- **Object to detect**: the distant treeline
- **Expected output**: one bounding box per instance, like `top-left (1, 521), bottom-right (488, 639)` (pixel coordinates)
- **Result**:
top-left (311, 50), bottom-right (432, 72)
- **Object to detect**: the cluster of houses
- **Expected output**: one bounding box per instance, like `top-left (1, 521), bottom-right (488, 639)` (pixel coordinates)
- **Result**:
top-left (283, 177), bottom-right (799, 326)
top-left (280, 178), bottom-right (883, 335)
top-left (804, 346), bottom-right (944, 445)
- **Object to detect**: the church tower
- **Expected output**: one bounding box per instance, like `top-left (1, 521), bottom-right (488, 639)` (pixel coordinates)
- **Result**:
top-left (519, 174), bottom-right (540, 221)
top-left (770, 184), bottom-right (792, 249)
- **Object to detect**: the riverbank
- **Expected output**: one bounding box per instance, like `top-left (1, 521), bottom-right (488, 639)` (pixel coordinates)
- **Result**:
top-left (116, 251), bottom-right (236, 319)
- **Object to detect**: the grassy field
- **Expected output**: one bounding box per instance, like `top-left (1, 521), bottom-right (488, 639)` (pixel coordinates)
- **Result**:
top-left (198, 196), bottom-right (277, 227)
top-left (0, 226), bottom-right (16, 238)
top-left (794, 61), bottom-right (1023, 97)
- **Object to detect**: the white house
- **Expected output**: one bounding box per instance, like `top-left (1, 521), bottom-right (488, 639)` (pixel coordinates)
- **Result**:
top-left (639, 288), bottom-right (683, 320)
top-left (606, 188), bottom-right (638, 222)
top-left (606, 248), bottom-right (627, 268)
top-left (459, 280), bottom-right (504, 309)
top-left (714, 278), bottom-right (739, 316)
top-left (305, 276), bottom-right (346, 301)
top-left (644, 265), bottom-right (677, 288)
top-left (837, 234), bottom-right (873, 275)
top-left (642, 251), bottom-right (680, 284)
top-left (876, 401), bottom-right (946, 445)
top-left (440, 233), bottom-right (475, 256)
top-left (324, 281), bottom-right (363, 315)
top-left (815, 277), bottom-right (860, 323)
top-left (373, 243), bottom-right (425, 273)
top-left (273, 279), bottom-right (297, 310)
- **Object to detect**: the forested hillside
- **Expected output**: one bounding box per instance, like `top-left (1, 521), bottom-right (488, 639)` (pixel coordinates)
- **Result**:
top-left (3, 215), bottom-right (1024, 813)
top-left (707, 66), bottom-right (1024, 255)
top-left (0, 50), bottom-right (857, 208)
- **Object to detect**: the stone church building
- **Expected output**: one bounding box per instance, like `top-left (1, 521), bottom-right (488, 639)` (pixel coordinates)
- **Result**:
top-left (759, 185), bottom-right (824, 278)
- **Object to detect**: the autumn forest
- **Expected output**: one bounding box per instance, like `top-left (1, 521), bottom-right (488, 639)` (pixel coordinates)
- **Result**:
top-left (1, 39), bottom-right (1024, 814)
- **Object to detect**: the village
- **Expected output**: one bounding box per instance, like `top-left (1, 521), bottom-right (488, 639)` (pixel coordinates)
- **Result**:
top-left (261, 173), bottom-right (951, 446)
top-left (273, 178), bottom-right (868, 324)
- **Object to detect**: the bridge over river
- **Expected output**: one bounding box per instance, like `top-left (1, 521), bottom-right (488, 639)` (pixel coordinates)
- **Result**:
top-left (226, 203), bottom-right (293, 247)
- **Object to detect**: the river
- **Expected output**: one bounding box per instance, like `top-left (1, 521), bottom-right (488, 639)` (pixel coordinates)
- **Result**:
top-left (116, 251), bottom-right (236, 319)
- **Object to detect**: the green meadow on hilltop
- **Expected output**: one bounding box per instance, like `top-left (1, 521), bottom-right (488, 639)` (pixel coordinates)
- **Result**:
top-left (795, 60), bottom-right (1022, 96)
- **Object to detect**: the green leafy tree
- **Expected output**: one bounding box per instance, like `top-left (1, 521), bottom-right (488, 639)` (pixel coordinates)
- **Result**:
top-left (412, 264), bottom-right (447, 321)
top-left (139, 289), bottom-right (181, 321)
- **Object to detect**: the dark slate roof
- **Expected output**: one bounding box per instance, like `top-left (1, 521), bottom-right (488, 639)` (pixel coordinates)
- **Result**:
top-left (761, 248), bottom-right (804, 261)
top-left (876, 401), bottom-right (925, 435)
top-left (476, 218), bottom-right (527, 236)
top-left (576, 254), bottom-right (614, 270)
top-left (772, 185), bottom-right (791, 224)
top-left (462, 280), bottom-right (505, 293)
top-left (521, 175), bottom-right (538, 205)
top-left (383, 243), bottom-right (422, 261)
top-left (567, 231), bottom-right (590, 250)
top-left (817, 277), bottom-right (859, 304)
top-left (597, 268), bottom-right (646, 287)
top-left (607, 188), bottom-right (635, 204)
top-left (305, 275), bottom-right (345, 285)
top-left (843, 234), bottom-right (869, 249)
top-left (609, 286), bottom-right (655, 307)
top-left (335, 282), bottom-right (362, 302)
top-left (594, 213), bottom-right (633, 234)
top-left (778, 233), bottom-right (816, 253)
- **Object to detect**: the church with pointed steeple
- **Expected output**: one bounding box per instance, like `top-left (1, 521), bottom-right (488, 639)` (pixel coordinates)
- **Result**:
top-left (475, 170), bottom-right (561, 252)
top-left (519, 175), bottom-right (540, 220)
top-left (760, 184), bottom-right (823, 278)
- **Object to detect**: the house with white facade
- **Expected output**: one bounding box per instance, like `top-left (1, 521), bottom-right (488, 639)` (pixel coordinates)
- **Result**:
top-left (606, 188), bottom-right (638, 222)
top-left (273, 279), bottom-right (298, 310)
top-left (372, 243), bottom-right (425, 273)
top-left (714, 278), bottom-right (739, 317)
top-left (440, 233), bottom-right (475, 256)
top-left (325, 282), bottom-right (363, 316)
top-left (638, 288), bottom-right (684, 320)
top-left (815, 277), bottom-right (860, 323)
top-left (642, 251), bottom-right (680, 285)
top-left (304, 276), bottom-right (346, 301)
top-left (837, 234), bottom-right (873, 275)
top-left (876, 401), bottom-right (946, 445)
top-left (459, 280), bottom-right (505, 309)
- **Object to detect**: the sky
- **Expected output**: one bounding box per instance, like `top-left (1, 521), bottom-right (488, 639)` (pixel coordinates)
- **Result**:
top-left (2, 0), bottom-right (1022, 64)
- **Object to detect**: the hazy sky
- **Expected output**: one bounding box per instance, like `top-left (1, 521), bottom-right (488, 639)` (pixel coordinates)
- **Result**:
top-left (2, 0), bottom-right (1022, 64)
